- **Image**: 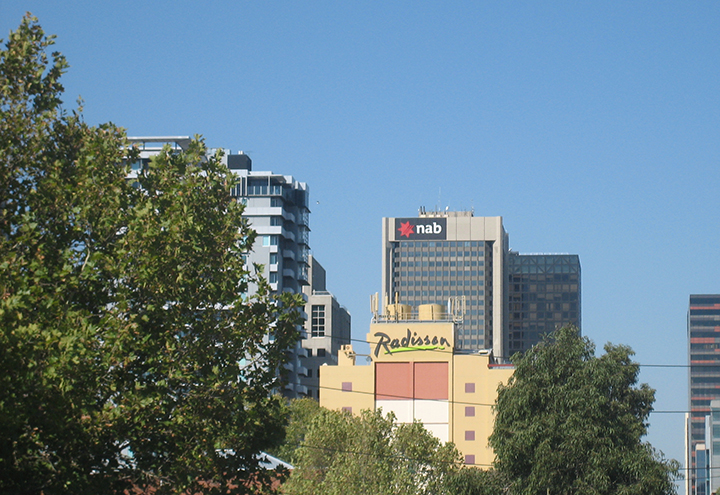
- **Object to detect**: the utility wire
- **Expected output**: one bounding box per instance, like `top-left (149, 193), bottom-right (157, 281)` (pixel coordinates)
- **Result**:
top-left (304, 332), bottom-right (700, 368)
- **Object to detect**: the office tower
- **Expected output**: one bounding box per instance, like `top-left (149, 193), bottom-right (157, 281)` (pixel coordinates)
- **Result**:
top-left (688, 295), bottom-right (720, 495)
top-left (507, 252), bottom-right (581, 357)
top-left (381, 211), bottom-right (507, 357)
top-left (382, 209), bottom-right (581, 361)
top-left (300, 255), bottom-right (351, 399)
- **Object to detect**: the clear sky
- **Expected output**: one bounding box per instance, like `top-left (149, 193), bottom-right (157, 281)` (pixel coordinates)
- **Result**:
top-left (3, 0), bottom-right (719, 475)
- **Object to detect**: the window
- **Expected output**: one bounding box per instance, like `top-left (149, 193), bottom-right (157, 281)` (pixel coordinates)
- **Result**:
top-left (465, 383), bottom-right (475, 393)
top-left (262, 235), bottom-right (279, 247)
top-left (307, 369), bottom-right (312, 378)
top-left (465, 455), bottom-right (475, 465)
top-left (465, 431), bottom-right (475, 441)
top-left (311, 305), bottom-right (326, 337)
top-left (306, 348), bottom-right (312, 357)
top-left (317, 348), bottom-right (326, 357)
top-left (342, 382), bottom-right (352, 392)
top-left (465, 406), bottom-right (475, 417)
top-left (269, 253), bottom-right (278, 264)
top-left (269, 273), bottom-right (278, 283)
top-left (342, 406), bottom-right (352, 413)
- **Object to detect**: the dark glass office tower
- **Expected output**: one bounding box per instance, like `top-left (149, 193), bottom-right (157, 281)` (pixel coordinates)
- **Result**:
top-left (507, 253), bottom-right (581, 357)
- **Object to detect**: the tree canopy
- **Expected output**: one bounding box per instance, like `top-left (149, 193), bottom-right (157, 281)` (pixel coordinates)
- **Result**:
top-left (489, 326), bottom-right (679, 495)
top-left (0, 15), bottom-right (302, 494)
top-left (284, 408), bottom-right (463, 495)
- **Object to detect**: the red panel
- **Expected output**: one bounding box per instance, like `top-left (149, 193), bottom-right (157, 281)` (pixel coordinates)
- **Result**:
top-left (376, 362), bottom-right (412, 400)
top-left (414, 362), bottom-right (448, 400)
top-left (692, 338), bottom-right (718, 344)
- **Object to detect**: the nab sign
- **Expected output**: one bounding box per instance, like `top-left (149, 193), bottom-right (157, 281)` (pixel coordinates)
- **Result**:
top-left (395, 217), bottom-right (447, 240)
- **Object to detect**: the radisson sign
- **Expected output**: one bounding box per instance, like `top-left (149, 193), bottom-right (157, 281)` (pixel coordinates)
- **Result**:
top-left (373, 329), bottom-right (451, 357)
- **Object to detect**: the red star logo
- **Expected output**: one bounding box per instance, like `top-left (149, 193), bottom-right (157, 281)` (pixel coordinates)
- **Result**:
top-left (398, 221), bottom-right (414, 238)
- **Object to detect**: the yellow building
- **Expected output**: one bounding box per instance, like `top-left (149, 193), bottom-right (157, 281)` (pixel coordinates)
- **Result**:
top-left (319, 304), bottom-right (513, 467)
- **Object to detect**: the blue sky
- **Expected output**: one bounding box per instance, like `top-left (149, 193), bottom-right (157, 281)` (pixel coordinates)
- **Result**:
top-left (3, 0), bottom-right (719, 472)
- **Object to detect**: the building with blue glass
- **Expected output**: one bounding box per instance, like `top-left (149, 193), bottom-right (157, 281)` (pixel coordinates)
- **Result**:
top-left (687, 295), bottom-right (720, 495)
top-left (381, 210), bottom-right (580, 361)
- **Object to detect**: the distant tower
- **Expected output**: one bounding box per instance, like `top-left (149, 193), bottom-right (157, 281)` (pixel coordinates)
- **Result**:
top-left (300, 255), bottom-right (351, 399)
top-left (687, 295), bottom-right (720, 495)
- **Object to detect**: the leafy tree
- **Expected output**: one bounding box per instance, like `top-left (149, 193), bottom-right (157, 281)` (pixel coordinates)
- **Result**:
top-left (284, 408), bottom-right (462, 495)
top-left (446, 467), bottom-right (510, 495)
top-left (0, 15), bottom-right (303, 494)
top-left (489, 326), bottom-right (679, 495)
top-left (267, 397), bottom-right (322, 465)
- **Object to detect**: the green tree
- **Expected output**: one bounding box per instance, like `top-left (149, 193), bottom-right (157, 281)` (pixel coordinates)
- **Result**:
top-left (0, 15), bottom-right (302, 494)
top-left (489, 326), bottom-right (679, 495)
top-left (446, 467), bottom-right (510, 495)
top-left (267, 397), bottom-right (322, 465)
top-left (284, 408), bottom-right (463, 495)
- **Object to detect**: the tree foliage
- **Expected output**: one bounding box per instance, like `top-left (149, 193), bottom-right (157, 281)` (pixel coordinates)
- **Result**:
top-left (489, 326), bottom-right (679, 495)
top-left (0, 15), bottom-right (303, 494)
top-left (445, 467), bottom-right (510, 495)
top-left (266, 397), bottom-right (322, 465)
top-left (284, 408), bottom-right (463, 495)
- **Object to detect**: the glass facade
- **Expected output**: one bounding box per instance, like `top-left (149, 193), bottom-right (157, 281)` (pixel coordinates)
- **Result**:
top-left (390, 240), bottom-right (492, 350)
top-left (507, 253), bottom-right (581, 356)
top-left (688, 295), bottom-right (720, 494)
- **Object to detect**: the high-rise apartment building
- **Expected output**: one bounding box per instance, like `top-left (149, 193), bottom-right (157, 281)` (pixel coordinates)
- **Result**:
top-left (301, 255), bottom-right (351, 399)
top-left (381, 209), bottom-right (580, 360)
top-left (127, 137), bottom-right (342, 399)
top-left (687, 295), bottom-right (720, 495)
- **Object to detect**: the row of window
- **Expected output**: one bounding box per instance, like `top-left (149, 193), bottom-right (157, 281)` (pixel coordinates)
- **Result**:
top-left (509, 322), bottom-right (565, 331)
top-left (400, 241), bottom-right (486, 248)
top-left (511, 311), bottom-right (578, 320)
top-left (511, 292), bottom-right (579, 302)
top-left (396, 251), bottom-right (484, 258)
top-left (691, 388), bottom-right (720, 397)
top-left (397, 270), bottom-right (484, 278)
top-left (397, 260), bottom-right (483, 268)
top-left (692, 377), bottom-right (720, 385)
top-left (690, 318), bottom-right (720, 328)
top-left (511, 302), bottom-right (577, 311)
top-left (397, 280), bottom-right (484, 287)
top-left (690, 310), bottom-right (720, 316)
top-left (458, 339), bottom-right (485, 347)
top-left (397, 290), bottom-right (484, 297)
top-left (511, 283), bottom-right (579, 293)
top-left (510, 274), bottom-right (578, 283)
top-left (691, 343), bottom-right (720, 350)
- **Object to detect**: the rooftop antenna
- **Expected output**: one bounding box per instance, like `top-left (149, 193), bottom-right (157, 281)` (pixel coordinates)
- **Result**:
top-left (438, 187), bottom-right (441, 212)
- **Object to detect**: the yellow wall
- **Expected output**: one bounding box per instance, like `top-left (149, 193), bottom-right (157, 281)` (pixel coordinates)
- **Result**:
top-left (319, 321), bottom-right (514, 468)
top-left (451, 354), bottom-right (513, 467)
top-left (319, 347), bottom-right (374, 414)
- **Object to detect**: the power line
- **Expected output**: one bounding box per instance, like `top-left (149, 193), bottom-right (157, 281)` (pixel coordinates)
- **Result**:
top-left (297, 382), bottom-right (698, 415)
top-left (305, 332), bottom-right (698, 369)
